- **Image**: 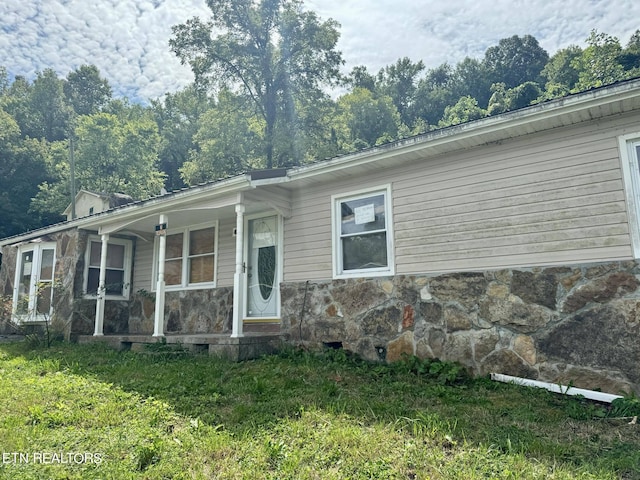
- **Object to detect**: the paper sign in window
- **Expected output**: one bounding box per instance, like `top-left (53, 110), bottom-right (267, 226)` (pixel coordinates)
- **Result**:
top-left (354, 204), bottom-right (375, 224)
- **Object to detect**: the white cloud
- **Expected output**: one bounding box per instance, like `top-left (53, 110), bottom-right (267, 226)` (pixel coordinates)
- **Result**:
top-left (1, 0), bottom-right (639, 102)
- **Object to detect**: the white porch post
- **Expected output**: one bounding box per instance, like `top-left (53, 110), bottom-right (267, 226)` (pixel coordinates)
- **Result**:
top-left (231, 204), bottom-right (245, 338)
top-left (93, 233), bottom-right (109, 336)
top-left (153, 214), bottom-right (168, 337)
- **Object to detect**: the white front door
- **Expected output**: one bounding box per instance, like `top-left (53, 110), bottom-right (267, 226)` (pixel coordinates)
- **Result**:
top-left (246, 215), bottom-right (279, 318)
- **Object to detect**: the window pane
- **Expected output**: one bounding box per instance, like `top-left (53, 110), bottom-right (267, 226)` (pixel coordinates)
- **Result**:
top-left (40, 249), bottom-right (55, 280)
top-left (105, 269), bottom-right (125, 295)
top-left (89, 241), bottom-right (101, 266)
top-left (341, 194), bottom-right (386, 235)
top-left (342, 232), bottom-right (388, 271)
top-left (17, 251), bottom-right (33, 314)
top-left (165, 259), bottom-right (182, 285)
top-left (87, 268), bottom-right (100, 294)
top-left (189, 255), bottom-right (214, 284)
top-left (166, 233), bottom-right (183, 259)
top-left (258, 246), bottom-right (276, 300)
top-left (190, 227), bottom-right (215, 255)
top-left (19, 250), bottom-right (33, 291)
top-left (36, 283), bottom-right (52, 316)
top-left (106, 243), bottom-right (125, 269)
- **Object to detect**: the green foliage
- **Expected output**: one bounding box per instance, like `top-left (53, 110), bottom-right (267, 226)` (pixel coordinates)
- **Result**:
top-left (439, 95), bottom-right (487, 127)
top-left (572, 30), bottom-right (627, 91)
top-left (151, 85), bottom-right (212, 190)
top-left (63, 64), bottom-right (112, 116)
top-left (0, 109), bottom-right (58, 237)
top-left (487, 81), bottom-right (542, 115)
top-left (541, 45), bottom-right (583, 91)
top-left (179, 90), bottom-right (263, 184)
top-left (609, 392), bottom-right (640, 418)
top-left (170, 0), bottom-right (344, 170)
top-left (482, 34), bottom-right (549, 89)
top-left (336, 87), bottom-right (403, 149)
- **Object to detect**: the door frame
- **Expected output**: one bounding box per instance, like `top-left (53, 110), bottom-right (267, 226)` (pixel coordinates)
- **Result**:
top-left (243, 212), bottom-right (283, 321)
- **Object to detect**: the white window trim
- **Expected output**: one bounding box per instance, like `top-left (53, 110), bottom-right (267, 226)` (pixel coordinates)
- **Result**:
top-left (83, 235), bottom-right (133, 300)
top-left (12, 242), bottom-right (56, 323)
top-left (619, 133), bottom-right (640, 258)
top-left (331, 184), bottom-right (395, 279)
top-left (152, 221), bottom-right (219, 291)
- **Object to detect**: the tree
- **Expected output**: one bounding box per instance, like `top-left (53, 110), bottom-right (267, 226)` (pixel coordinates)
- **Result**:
top-left (170, 0), bottom-right (343, 170)
top-left (29, 69), bottom-right (72, 141)
top-left (412, 63), bottom-right (458, 127)
top-left (0, 108), bottom-right (55, 237)
top-left (572, 30), bottom-right (625, 91)
top-left (439, 96), bottom-right (486, 127)
top-left (31, 110), bottom-right (165, 220)
top-left (152, 85), bottom-right (214, 190)
top-left (483, 35), bottom-right (549, 89)
top-left (451, 57), bottom-right (495, 108)
top-left (487, 81), bottom-right (542, 115)
top-left (336, 87), bottom-right (402, 150)
top-left (2, 76), bottom-right (35, 139)
top-left (64, 65), bottom-right (112, 116)
top-left (541, 45), bottom-right (583, 92)
top-left (0, 66), bottom-right (8, 96)
top-left (74, 112), bottom-right (165, 199)
top-left (180, 90), bottom-right (262, 184)
top-left (619, 30), bottom-right (640, 74)
top-left (346, 65), bottom-right (377, 92)
top-left (377, 57), bottom-right (425, 126)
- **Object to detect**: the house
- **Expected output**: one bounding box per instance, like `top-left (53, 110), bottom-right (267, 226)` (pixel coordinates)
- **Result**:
top-left (2, 78), bottom-right (640, 394)
top-left (62, 190), bottom-right (134, 221)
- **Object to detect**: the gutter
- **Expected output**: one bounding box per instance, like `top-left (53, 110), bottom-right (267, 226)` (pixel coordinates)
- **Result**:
top-left (490, 373), bottom-right (623, 404)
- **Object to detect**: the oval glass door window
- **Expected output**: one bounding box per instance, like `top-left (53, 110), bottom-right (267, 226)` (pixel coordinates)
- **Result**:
top-left (258, 245), bottom-right (276, 300)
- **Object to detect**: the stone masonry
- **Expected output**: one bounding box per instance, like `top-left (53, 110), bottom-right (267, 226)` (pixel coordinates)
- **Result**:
top-left (280, 261), bottom-right (640, 395)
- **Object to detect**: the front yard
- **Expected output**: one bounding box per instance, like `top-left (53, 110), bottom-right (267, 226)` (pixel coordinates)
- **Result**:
top-left (0, 341), bottom-right (638, 479)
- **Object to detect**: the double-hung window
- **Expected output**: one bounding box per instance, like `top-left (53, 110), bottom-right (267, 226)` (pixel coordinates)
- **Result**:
top-left (332, 185), bottom-right (394, 278)
top-left (83, 236), bottom-right (133, 299)
top-left (620, 133), bottom-right (640, 257)
top-left (156, 224), bottom-right (218, 289)
top-left (13, 243), bottom-right (56, 323)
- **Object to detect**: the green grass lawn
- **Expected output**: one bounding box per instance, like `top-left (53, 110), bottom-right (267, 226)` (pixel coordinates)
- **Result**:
top-left (0, 341), bottom-right (638, 479)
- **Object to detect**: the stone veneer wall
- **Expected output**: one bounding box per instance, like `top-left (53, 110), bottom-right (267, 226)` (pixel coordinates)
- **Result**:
top-left (73, 287), bottom-right (234, 336)
top-left (280, 260), bottom-right (640, 395)
top-left (125, 288), bottom-right (234, 335)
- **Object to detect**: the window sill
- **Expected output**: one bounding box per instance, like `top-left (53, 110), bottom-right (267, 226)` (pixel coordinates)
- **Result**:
top-left (333, 269), bottom-right (394, 280)
top-left (83, 294), bottom-right (130, 301)
top-left (152, 282), bottom-right (217, 293)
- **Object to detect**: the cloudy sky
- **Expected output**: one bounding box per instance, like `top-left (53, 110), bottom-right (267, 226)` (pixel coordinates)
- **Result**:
top-left (1, 0), bottom-right (639, 102)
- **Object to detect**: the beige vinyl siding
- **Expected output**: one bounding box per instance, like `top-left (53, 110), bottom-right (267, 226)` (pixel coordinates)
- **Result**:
top-left (216, 217), bottom-right (236, 287)
top-left (283, 113), bottom-right (636, 281)
top-left (132, 239), bottom-right (154, 291)
top-left (393, 116), bottom-right (633, 274)
top-left (284, 188), bottom-right (333, 281)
